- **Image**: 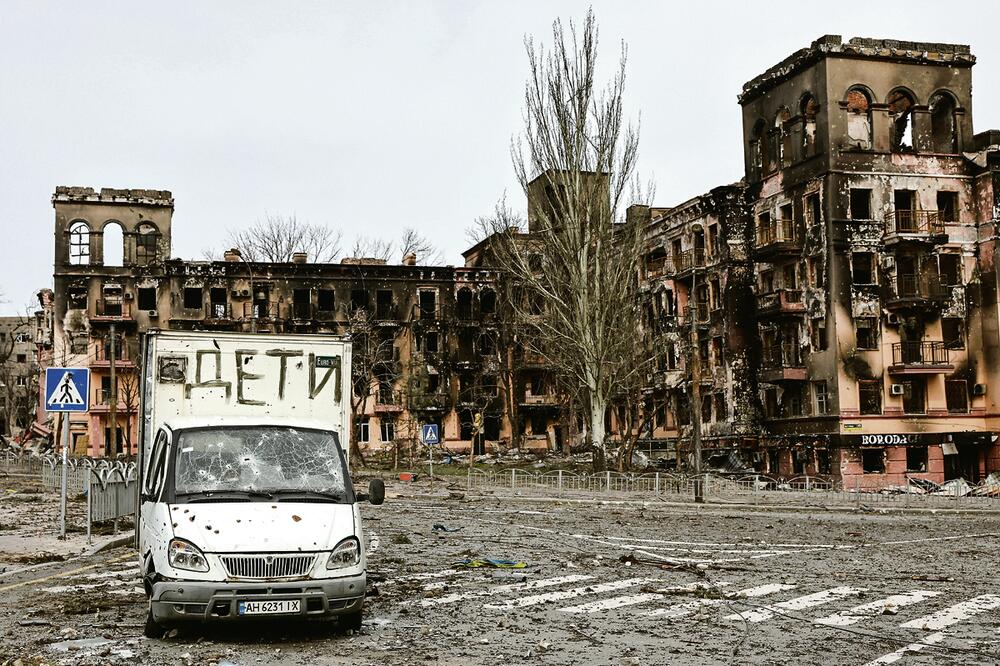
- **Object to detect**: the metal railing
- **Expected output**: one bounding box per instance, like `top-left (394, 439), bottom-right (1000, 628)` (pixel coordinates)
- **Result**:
top-left (289, 302), bottom-right (315, 320)
top-left (762, 342), bottom-right (802, 369)
top-left (889, 274), bottom-right (949, 301)
top-left (94, 300), bottom-right (132, 319)
top-left (670, 249), bottom-right (706, 273)
top-left (886, 210), bottom-right (944, 235)
top-left (205, 302), bottom-right (233, 320)
top-left (242, 301), bottom-right (279, 319)
top-left (756, 219), bottom-right (799, 247)
top-left (892, 341), bottom-right (949, 366)
top-left (757, 289), bottom-right (803, 313)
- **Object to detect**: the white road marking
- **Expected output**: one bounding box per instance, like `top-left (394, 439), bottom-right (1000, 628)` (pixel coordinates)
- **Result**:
top-left (412, 574), bottom-right (593, 607)
top-left (814, 591), bottom-right (941, 627)
top-left (84, 568), bottom-right (140, 580)
top-left (724, 587), bottom-right (866, 623)
top-left (388, 569), bottom-right (460, 583)
top-left (485, 577), bottom-right (655, 610)
top-left (863, 632), bottom-right (946, 665)
top-left (559, 582), bottom-right (731, 614)
top-left (900, 594), bottom-right (1000, 631)
top-left (646, 583), bottom-right (796, 618)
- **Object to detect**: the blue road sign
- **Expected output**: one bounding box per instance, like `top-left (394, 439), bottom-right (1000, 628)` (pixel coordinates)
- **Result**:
top-left (45, 367), bottom-right (90, 412)
top-left (421, 423), bottom-right (440, 445)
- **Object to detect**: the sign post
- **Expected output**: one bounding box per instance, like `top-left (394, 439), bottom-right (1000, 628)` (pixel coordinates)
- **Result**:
top-left (45, 368), bottom-right (90, 538)
top-left (421, 424), bottom-right (439, 491)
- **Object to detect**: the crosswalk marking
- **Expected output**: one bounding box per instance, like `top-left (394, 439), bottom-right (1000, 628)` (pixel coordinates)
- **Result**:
top-left (485, 578), bottom-right (656, 610)
top-left (412, 574), bottom-right (594, 607)
top-left (900, 594), bottom-right (1000, 631)
top-left (814, 590), bottom-right (941, 627)
top-left (724, 587), bottom-right (866, 623)
top-left (646, 583), bottom-right (797, 619)
top-left (863, 632), bottom-right (946, 665)
top-left (559, 582), bottom-right (731, 614)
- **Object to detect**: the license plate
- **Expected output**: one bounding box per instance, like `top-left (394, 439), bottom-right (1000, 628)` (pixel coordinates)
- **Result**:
top-left (238, 599), bottom-right (301, 615)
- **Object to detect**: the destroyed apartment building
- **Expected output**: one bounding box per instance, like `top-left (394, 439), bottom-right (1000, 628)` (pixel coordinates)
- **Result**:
top-left (32, 34), bottom-right (1000, 487)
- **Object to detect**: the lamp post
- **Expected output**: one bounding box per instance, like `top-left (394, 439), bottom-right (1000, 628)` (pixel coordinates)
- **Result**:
top-left (688, 222), bottom-right (705, 504)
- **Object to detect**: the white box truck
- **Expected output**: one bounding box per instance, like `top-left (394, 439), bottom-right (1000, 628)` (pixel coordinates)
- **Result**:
top-left (135, 330), bottom-right (383, 636)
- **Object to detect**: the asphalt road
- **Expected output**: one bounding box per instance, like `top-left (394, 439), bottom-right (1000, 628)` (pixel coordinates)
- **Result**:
top-left (1, 494), bottom-right (999, 665)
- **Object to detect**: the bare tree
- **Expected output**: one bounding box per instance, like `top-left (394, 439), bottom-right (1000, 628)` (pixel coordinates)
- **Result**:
top-left (349, 237), bottom-right (394, 263)
top-left (474, 12), bottom-right (650, 470)
top-left (398, 228), bottom-right (443, 265)
top-left (220, 214), bottom-right (343, 263)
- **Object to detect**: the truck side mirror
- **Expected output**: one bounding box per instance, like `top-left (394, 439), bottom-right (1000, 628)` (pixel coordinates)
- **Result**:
top-left (368, 479), bottom-right (385, 506)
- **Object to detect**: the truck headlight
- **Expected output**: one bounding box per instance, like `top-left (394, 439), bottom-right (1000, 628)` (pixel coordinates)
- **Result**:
top-left (326, 537), bottom-right (360, 570)
top-left (168, 538), bottom-right (210, 573)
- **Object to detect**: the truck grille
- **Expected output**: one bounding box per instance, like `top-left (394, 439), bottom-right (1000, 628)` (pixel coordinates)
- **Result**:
top-left (221, 554), bottom-right (316, 579)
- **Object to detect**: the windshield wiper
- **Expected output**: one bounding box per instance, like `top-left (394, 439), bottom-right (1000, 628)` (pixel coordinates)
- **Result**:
top-left (176, 490), bottom-right (275, 503)
top-left (271, 490), bottom-right (344, 503)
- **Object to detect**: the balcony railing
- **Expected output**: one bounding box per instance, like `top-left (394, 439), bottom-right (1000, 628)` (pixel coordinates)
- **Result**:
top-left (374, 304), bottom-right (399, 321)
top-left (522, 393), bottom-right (558, 405)
top-left (762, 343), bottom-right (803, 370)
top-left (289, 302), bottom-right (315, 320)
top-left (93, 300), bottom-right (132, 320)
top-left (242, 301), bottom-right (279, 319)
top-left (670, 249), bottom-right (706, 273)
top-left (92, 343), bottom-right (132, 365)
top-left (885, 210), bottom-right (945, 236)
top-left (205, 303), bottom-right (233, 320)
top-left (757, 289), bottom-right (804, 315)
top-left (891, 341), bottom-right (949, 366)
top-left (887, 275), bottom-right (950, 304)
top-left (756, 219), bottom-right (799, 248)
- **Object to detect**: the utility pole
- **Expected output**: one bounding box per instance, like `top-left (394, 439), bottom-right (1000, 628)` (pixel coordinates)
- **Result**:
top-left (109, 323), bottom-right (117, 457)
top-left (689, 232), bottom-right (705, 504)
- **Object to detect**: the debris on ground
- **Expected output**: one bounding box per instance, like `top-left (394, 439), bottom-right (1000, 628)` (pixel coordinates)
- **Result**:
top-left (454, 558), bottom-right (526, 569)
top-left (431, 524), bottom-right (462, 533)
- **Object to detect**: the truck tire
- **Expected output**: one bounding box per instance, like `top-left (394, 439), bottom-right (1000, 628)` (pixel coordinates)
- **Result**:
top-left (143, 606), bottom-right (165, 639)
top-left (340, 609), bottom-right (363, 633)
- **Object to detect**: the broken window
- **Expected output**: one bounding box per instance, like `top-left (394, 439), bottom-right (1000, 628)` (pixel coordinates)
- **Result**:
top-left (767, 449), bottom-right (781, 474)
top-left (801, 93), bottom-right (819, 158)
top-left (906, 446), bottom-right (928, 473)
top-left (849, 188), bottom-right (871, 220)
top-left (782, 264), bottom-right (798, 290)
top-left (183, 287), bottom-right (203, 310)
top-left (861, 449), bottom-right (885, 474)
top-left (458, 330), bottom-right (474, 360)
top-left (418, 290), bottom-right (437, 320)
top-left (810, 319), bottom-right (827, 351)
top-left (816, 449), bottom-right (831, 475)
top-left (855, 317), bottom-right (878, 350)
top-left (851, 252), bottom-right (875, 285)
top-left (480, 289), bottom-right (497, 315)
top-left (380, 419), bottom-right (395, 442)
top-left (784, 384), bottom-right (804, 417)
top-left (806, 193), bottom-right (822, 227)
top-left (357, 417), bottom-right (370, 443)
top-left (813, 381), bottom-right (829, 415)
top-left (714, 393), bottom-right (727, 422)
top-left (698, 338), bottom-right (709, 364)
top-left (68, 221), bottom-right (90, 265)
top-left (701, 394), bottom-right (712, 423)
top-left (102, 221), bottom-right (124, 266)
top-left (68, 287), bottom-right (88, 310)
top-left (939, 254), bottom-right (962, 286)
top-left (422, 331), bottom-right (439, 353)
top-left (137, 287), bottom-right (157, 311)
top-left (710, 279), bottom-right (721, 310)
top-left (888, 90), bottom-right (915, 152)
top-left (484, 414), bottom-right (500, 440)
top-left (135, 222), bottom-right (159, 266)
top-left (937, 191), bottom-right (958, 223)
top-left (946, 380), bottom-right (969, 413)
top-left (807, 256), bottom-right (824, 288)
top-left (759, 269), bottom-right (774, 294)
top-left (902, 379), bottom-right (926, 415)
top-left (859, 380), bottom-right (882, 415)
top-left (209, 287), bottom-right (228, 318)
top-left (427, 371), bottom-right (440, 393)
top-left (707, 224), bottom-right (720, 257)
top-left (712, 336), bottom-right (723, 367)
top-left (317, 289), bottom-right (335, 312)
top-left (350, 289), bottom-right (369, 313)
top-left (477, 332), bottom-right (495, 356)
top-left (942, 318), bottom-right (964, 349)
top-left (293, 288), bottom-right (312, 319)
top-left (929, 92), bottom-right (958, 154)
top-left (749, 120), bottom-right (767, 179)
top-left (894, 189), bottom-right (916, 220)
top-left (764, 388), bottom-right (778, 419)
top-left (456, 288), bottom-right (473, 319)
top-left (845, 88), bottom-right (872, 149)
top-left (376, 290), bottom-right (394, 319)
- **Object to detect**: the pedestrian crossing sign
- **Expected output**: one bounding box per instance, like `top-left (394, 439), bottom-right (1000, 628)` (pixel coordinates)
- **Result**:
top-left (45, 367), bottom-right (90, 412)
top-left (421, 423), bottom-right (439, 445)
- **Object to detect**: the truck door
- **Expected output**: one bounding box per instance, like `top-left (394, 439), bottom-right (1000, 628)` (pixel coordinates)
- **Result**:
top-left (138, 428), bottom-right (170, 556)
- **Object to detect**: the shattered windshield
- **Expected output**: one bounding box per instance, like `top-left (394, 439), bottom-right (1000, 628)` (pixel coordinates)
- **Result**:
top-left (173, 426), bottom-right (347, 498)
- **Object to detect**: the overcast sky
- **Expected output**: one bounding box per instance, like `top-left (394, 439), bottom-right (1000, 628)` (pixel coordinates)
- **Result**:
top-left (1, 0), bottom-right (998, 314)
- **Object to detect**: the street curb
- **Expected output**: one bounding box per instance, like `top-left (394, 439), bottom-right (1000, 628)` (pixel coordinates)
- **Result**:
top-left (387, 490), bottom-right (1000, 516)
top-left (84, 534), bottom-right (133, 557)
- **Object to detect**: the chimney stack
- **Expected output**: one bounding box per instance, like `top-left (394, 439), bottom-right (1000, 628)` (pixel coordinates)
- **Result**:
top-left (292, 252), bottom-right (308, 264)
top-left (403, 252), bottom-right (417, 266)
top-left (224, 248), bottom-right (241, 262)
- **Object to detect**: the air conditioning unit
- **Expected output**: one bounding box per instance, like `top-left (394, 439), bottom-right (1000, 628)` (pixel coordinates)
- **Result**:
top-left (973, 383), bottom-right (988, 396)
top-left (148, 310), bottom-right (159, 318)
top-left (890, 384), bottom-right (905, 396)
top-left (886, 313), bottom-right (900, 326)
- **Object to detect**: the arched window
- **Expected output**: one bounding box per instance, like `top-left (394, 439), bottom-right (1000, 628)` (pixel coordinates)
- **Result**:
top-left (135, 222), bottom-right (160, 266)
top-left (845, 88), bottom-right (872, 150)
top-left (68, 221), bottom-right (90, 265)
top-left (768, 108), bottom-right (789, 171)
top-left (102, 221), bottom-right (125, 266)
top-left (800, 94), bottom-right (819, 158)
top-left (480, 288), bottom-right (497, 315)
top-left (456, 287), bottom-right (473, 320)
top-left (749, 119), bottom-right (767, 179)
top-left (929, 92), bottom-right (958, 154)
top-left (887, 89), bottom-right (915, 152)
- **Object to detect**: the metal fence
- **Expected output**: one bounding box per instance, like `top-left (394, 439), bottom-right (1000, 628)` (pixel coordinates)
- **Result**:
top-left (86, 465), bottom-right (137, 536)
top-left (462, 469), bottom-right (1000, 508)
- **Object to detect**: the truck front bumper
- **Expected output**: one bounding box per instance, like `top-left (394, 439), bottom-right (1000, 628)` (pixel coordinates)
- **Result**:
top-left (150, 573), bottom-right (365, 623)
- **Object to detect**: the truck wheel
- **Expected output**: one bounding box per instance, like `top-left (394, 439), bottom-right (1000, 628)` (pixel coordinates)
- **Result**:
top-left (340, 610), bottom-right (363, 633)
top-left (143, 607), bottom-right (165, 639)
